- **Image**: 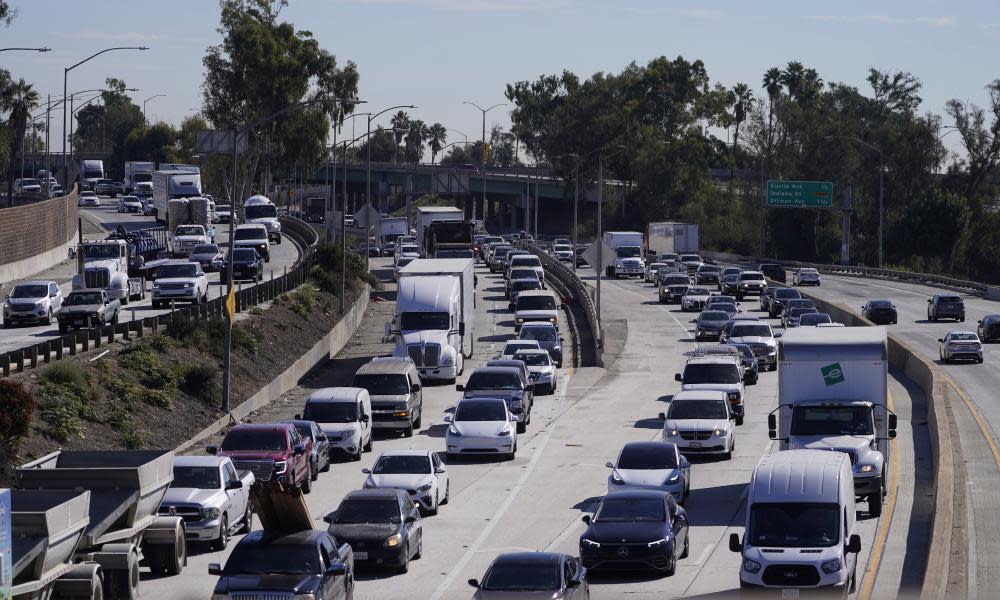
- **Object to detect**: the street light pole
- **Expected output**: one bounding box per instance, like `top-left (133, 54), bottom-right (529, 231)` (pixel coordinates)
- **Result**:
top-left (596, 155), bottom-right (604, 321)
top-left (366, 105), bottom-right (416, 267)
top-left (62, 46), bottom-right (149, 189)
top-left (463, 101), bottom-right (506, 224)
top-left (143, 94), bottom-right (166, 122)
top-left (0, 47), bottom-right (51, 53)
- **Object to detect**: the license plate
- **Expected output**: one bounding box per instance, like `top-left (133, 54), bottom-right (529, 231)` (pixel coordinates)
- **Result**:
top-left (781, 590), bottom-right (801, 600)
top-left (689, 442), bottom-right (702, 448)
top-left (354, 552), bottom-right (368, 560)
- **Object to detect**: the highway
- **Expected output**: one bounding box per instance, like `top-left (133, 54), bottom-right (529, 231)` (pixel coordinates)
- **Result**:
top-left (0, 201), bottom-right (300, 354)
top-left (141, 259), bottom-right (926, 599)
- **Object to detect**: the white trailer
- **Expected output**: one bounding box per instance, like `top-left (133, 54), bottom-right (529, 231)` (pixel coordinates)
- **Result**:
top-left (646, 222), bottom-right (699, 255)
top-left (770, 326), bottom-right (896, 516)
top-left (415, 206), bottom-right (462, 251)
top-left (380, 216), bottom-right (409, 244)
top-left (152, 169), bottom-right (202, 224)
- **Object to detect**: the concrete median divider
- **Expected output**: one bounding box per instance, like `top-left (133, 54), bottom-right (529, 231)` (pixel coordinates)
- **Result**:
top-left (176, 284), bottom-right (371, 454)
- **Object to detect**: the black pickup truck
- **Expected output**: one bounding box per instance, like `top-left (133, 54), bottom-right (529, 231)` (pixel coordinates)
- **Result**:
top-left (57, 289), bottom-right (120, 332)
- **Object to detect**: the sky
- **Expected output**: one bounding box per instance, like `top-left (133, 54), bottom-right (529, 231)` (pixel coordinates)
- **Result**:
top-left (2, 0), bottom-right (998, 157)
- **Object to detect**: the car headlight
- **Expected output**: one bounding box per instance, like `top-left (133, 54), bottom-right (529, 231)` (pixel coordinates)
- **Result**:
top-left (385, 533), bottom-right (403, 548)
top-left (610, 471), bottom-right (624, 485)
top-left (821, 557), bottom-right (843, 574)
top-left (417, 483), bottom-right (433, 492)
top-left (152, 282), bottom-right (160, 288)
top-left (855, 464), bottom-right (876, 473)
top-left (713, 428), bottom-right (726, 436)
top-left (727, 392), bottom-right (740, 402)
top-left (497, 428), bottom-right (512, 437)
top-left (274, 460), bottom-right (287, 475)
top-left (665, 428), bottom-right (679, 437)
top-left (647, 538), bottom-right (668, 548)
top-left (448, 426), bottom-right (461, 436)
top-left (203, 507), bottom-right (221, 520)
top-left (184, 282), bottom-right (194, 288)
top-left (440, 352), bottom-right (453, 366)
top-left (665, 472), bottom-right (681, 485)
top-left (516, 318), bottom-right (524, 324)
top-left (742, 558), bottom-right (762, 573)
top-left (581, 538), bottom-right (601, 548)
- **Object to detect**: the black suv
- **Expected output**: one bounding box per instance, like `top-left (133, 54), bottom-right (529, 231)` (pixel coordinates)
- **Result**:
top-left (927, 294), bottom-right (965, 322)
top-left (758, 263), bottom-right (786, 283)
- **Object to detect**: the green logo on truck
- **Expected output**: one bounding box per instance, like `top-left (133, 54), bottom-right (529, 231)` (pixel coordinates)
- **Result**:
top-left (821, 362), bottom-right (845, 386)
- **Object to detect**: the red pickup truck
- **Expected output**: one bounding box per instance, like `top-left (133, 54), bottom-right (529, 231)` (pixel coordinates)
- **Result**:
top-left (208, 423), bottom-right (314, 493)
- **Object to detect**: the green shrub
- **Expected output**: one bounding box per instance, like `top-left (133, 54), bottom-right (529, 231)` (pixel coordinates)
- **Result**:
top-left (0, 380), bottom-right (37, 441)
top-left (146, 333), bottom-right (176, 352)
top-left (104, 379), bottom-right (143, 412)
top-left (180, 364), bottom-right (219, 403)
top-left (165, 314), bottom-right (199, 343)
top-left (248, 306), bottom-right (264, 316)
top-left (144, 389), bottom-right (173, 409)
top-left (120, 423), bottom-right (146, 449)
top-left (39, 361), bottom-right (88, 388)
top-left (37, 385), bottom-right (86, 442)
top-left (120, 344), bottom-right (174, 389)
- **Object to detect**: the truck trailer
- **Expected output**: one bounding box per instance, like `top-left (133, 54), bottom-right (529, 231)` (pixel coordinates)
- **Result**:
top-left (646, 222), bottom-right (699, 255)
top-left (415, 206), bottom-right (463, 252)
top-left (152, 169), bottom-right (202, 224)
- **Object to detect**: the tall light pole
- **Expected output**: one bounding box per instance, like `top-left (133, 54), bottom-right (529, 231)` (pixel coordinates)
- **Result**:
top-left (63, 46), bottom-right (149, 189)
top-left (463, 101), bottom-right (507, 223)
top-left (826, 135), bottom-right (884, 267)
top-left (595, 146), bottom-right (625, 328)
top-left (366, 104), bottom-right (416, 221)
top-left (143, 94), bottom-right (166, 122)
top-left (0, 47), bottom-right (50, 53)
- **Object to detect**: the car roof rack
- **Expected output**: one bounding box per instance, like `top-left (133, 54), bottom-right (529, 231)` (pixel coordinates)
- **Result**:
top-left (683, 346), bottom-right (742, 359)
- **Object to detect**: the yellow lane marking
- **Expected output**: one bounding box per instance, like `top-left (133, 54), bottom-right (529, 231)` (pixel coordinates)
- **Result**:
top-left (859, 388), bottom-right (900, 600)
top-left (951, 376), bottom-right (1000, 469)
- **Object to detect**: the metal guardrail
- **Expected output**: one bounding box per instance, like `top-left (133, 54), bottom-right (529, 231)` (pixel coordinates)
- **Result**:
top-left (0, 215), bottom-right (319, 376)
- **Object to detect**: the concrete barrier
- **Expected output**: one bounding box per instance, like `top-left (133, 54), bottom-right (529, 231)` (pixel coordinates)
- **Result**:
top-left (176, 284), bottom-right (371, 453)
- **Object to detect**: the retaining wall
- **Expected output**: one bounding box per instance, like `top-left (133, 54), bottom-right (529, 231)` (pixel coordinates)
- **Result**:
top-left (0, 189), bottom-right (78, 282)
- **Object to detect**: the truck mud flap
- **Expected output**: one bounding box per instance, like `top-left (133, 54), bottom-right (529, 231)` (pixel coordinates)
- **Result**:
top-left (250, 480), bottom-right (313, 534)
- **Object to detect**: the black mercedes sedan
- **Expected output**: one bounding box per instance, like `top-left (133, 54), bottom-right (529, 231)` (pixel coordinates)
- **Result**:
top-left (578, 490), bottom-right (689, 575)
top-left (324, 489), bottom-right (423, 573)
top-left (469, 552), bottom-right (589, 599)
top-left (979, 314), bottom-right (1000, 342)
top-left (862, 299), bottom-right (898, 325)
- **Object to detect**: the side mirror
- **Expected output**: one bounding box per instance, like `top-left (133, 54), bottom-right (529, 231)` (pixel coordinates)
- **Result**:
top-left (509, 415), bottom-right (519, 422)
top-left (327, 563), bottom-right (347, 577)
top-left (459, 322), bottom-right (466, 336)
top-left (679, 456), bottom-right (690, 468)
top-left (293, 444), bottom-right (306, 455)
top-left (927, 299), bottom-right (933, 303)
top-left (411, 383), bottom-right (421, 392)
top-left (846, 534), bottom-right (862, 554)
top-left (729, 533), bottom-right (742, 553)
top-left (294, 413), bottom-right (302, 420)
top-left (361, 468), bottom-right (371, 474)
top-left (467, 579), bottom-right (480, 589)
top-left (888, 414), bottom-right (897, 431)
top-left (404, 515), bottom-right (417, 524)
top-left (206, 445), bottom-right (218, 455)
top-left (581, 515), bottom-right (592, 525)
top-left (526, 384), bottom-right (535, 391)
top-left (317, 433), bottom-right (327, 442)
top-left (774, 332), bottom-right (783, 338)
top-left (442, 415), bottom-right (452, 423)
top-left (767, 414), bottom-right (777, 430)
top-left (674, 373), bottom-right (682, 382)
top-left (455, 384), bottom-right (465, 392)
top-left (937, 339), bottom-right (944, 343)
top-left (567, 578), bottom-right (581, 588)
top-left (208, 562), bottom-right (222, 576)
top-left (435, 467), bottom-right (447, 474)
top-left (658, 412), bottom-right (666, 420)
top-left (604, 461), bottom-right (614, 468)
top-left (226, 480), bottom-right (243, 491)
top-left (322, 513), bottom-right (335, 524)
top-left (361, 414), bottom-right (370, 423)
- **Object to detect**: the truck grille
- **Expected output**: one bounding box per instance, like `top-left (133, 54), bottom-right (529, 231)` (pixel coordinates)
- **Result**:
top-left (832, 448), bottom-right (858, 464)
top-left (232, 460), bottom-right (274, 481)
top-left (158, 282), bottom-right (188, 290)
top-left (230, 593), bottom-right (294, 600)
top-left (748, 343), bottom-right (769, 356)
top-left (761, 564), bottom-right (821, 586)
top-left (407, 344), bottom-right (439, 367)
top-left (84, 269), bottom-right (110, 288)
top-left (680, 431), bottom-right (713, 441)
top-left (9, 304), bottom-right (36, 313)
top-left (158, 505), bottom-right (204, 523)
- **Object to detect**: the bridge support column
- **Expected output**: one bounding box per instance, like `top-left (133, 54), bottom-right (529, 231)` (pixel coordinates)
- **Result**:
top-left (464, 194), bottom-right (474, 220)
top-left (479, 194), bottom-right (487, 224)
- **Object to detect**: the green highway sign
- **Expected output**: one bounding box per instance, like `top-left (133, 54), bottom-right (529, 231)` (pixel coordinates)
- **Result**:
top-left (767, 180), bottom-right (833, 208)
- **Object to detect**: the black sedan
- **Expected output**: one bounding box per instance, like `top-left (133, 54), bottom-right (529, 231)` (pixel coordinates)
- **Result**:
top-left (694, 310), bottom-right (730, 340)
top-left (579, 490), bottom-right (689, 575)
top-left (223, 248), bottom-right (264, 283)
top-left (324, 489), bottom-right (423, 573)
top-left (863, 299), bottom-right (898, 325)
top-left (979, 314), bottom-right (1000, 342)
top-left (469, 552), bottom-right (588, 599)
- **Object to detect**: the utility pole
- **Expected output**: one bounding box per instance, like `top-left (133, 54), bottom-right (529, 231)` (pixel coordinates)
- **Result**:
top-left (463, 101), bottom-right (506, 222)
top-left (596, 155), bottom-right (604, 323)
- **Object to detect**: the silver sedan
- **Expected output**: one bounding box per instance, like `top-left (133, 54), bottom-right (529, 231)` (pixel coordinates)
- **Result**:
top-left (939, 331), bottom-right (984, 363)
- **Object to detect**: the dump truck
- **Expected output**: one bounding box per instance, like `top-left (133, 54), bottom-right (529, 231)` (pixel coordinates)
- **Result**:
top-left (17, 450), bottom-right (188, 600)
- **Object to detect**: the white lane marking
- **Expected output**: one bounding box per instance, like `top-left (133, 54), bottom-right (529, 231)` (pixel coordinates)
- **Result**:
top-left (692, 543), bottom-right (714, 566)
top-left (607, 279), bottom-right (694, 338)
top-left (544, 496), bottom-right (598, 552)
top-left (430, 429), bottom-right (554, 600)
top-left (825, 275), bottom-right (931, 298)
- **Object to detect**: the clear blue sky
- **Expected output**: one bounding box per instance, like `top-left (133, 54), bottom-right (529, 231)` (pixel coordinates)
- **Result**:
top-left (2, 0), bottom-right (998, 157)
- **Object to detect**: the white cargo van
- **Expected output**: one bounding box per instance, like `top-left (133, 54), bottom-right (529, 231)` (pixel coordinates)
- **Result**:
top-left (299, 387), bottom-right (373, 461)
top-left (730, 450), bottom-right (862, 591)
top-left (770, 327), bottom-right (896, 516)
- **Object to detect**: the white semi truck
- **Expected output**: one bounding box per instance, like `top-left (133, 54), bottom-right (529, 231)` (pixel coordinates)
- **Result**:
top-left (152, 168), bottom-right (202, 224)
top-left (602, 231), bottom-right (645, 278)
top-left (646, 222), bottom-right (699, 255)
top-left (124, 161), bottom-right (156, 196)
top-left (769, 326), bottom-right (897, 516)
top-left (388, 258), bottom-right (475, 382)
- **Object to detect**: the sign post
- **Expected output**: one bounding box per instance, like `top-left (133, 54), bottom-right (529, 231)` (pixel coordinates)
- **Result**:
top-left (767, 180), bottom-right (833, 208)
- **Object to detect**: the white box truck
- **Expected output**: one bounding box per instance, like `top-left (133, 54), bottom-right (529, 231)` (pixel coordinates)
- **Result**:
top-left (152, 168), bottom-right (202, 224)
top-left (646, 222), bottom-right (699, 255)
top-left (730, 450), bottom-right (862, 590)
top-left (123, 161), bottom-right (155, 196)
top-left (380, 216), bottom-right (409, 245)
top-left (769, 326), bottom-right (896, 516)
top-left (602, 231), bottom-right (645, 278)
top-left (415, 206), bottom-right (463, 251)
top-left (388, 258), bottom-right (475, 382)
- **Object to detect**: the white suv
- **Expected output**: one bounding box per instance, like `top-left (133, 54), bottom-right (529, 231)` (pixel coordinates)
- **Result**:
top-left (151, 260), bottom-right (210, 308)
top-left (233, 224), bottom-right (271, 262)
top-left (675, 352), bottom-right (746, 425)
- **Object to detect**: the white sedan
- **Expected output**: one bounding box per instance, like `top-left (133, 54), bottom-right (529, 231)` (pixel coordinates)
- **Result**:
top-left (681, 287), bottom-right (714, 312)
top-left (659, 390), bottom-right (735, 459)
top-left (645, 262), bottom-right (668, 283)
top-left (362, 449), bottom-right (450, 514)
top-left (445, 397), bottom-right (518, 461)
top-left (792, 268), bottom-right (821, 286)
top-left (606, 441), bottom-right (690, 504)
top-left (513, 348), bottom-right (558, 395)
top-left (939, 331), bottom-right (984, 363)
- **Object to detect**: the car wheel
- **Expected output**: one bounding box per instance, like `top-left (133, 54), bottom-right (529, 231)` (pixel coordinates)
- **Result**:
top-left (363, 434), bottom-right (373, 452)
top-left (665, 552), bottom-right (677, 577)
top-left (428, 491), bottom-right (439, 516)
top-left (403, 420), bottom-right (414, 437)
top-left (301, 469), bottom-right (312, 494)
top-left (46, 308), bottom-right (53, 325)
top-left (441, 480), bottom-right (450, 505)
top-left (978, 357), bottom-right (984, 364)
top-left (735, 415), bottom-right (744, 426)
top-left (398, 546), bottom-right (410, 574)
top-left (516, 420), bottom-right (526, 434)
top-left (59, 322), bottom-right (68, 334)
top-left (311, 459), bottom-right (319, 481)
top-left (239, 503), bottom-right (253, 534)
top-left (869, 493), bottom-right (882, 517)
top-left (680, 534), bottom-right (690, 559)
top-left (414, 532), bottom-right (423, 559)
top-left (211, 514), bottom-right (229, 551)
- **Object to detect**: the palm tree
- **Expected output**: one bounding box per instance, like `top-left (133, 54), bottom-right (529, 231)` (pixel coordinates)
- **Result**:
top-left (403, 119), bottom-right (427, 164)
top-left (2, 77), bottom-right (40, 206)
top-left (780, 61), bottom-right (805, 101)
top-left (389, 110), bottom-right (409, 163)
top-left (427, 123), bottom-right (447, 164)
top-left (732, 83), bottom-right (753, 168)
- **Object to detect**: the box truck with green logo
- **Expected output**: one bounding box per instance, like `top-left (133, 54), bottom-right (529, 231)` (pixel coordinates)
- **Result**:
top-left (769, 327), bottom-right (896, 516)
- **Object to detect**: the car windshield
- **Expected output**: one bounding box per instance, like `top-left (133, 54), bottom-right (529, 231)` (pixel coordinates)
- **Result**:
top-left (730, 345), bottom-right (754, 360)
top-left (134, 173), bottom-right (153, 183)
top-left (512, 257), bottom-right (541, 267)
top-left (596, 497), bottom-right (666, 522)
top-left (10, 284), bottom-right (48, 298)
top-left (554, 245), bottom-right (572, 252)
top-left (193, 244), bottom-right (218, 254)
top-left (869, 300), bottom-right (893, 308)
top-left (65, 292), bottom-right (103, 305)
top-left (502, 342), bottom-right (537, 355)
top-left (749, 503), bottom-right (840, 548)
top-left (789, 308), bottom-right (817, 318)
top-left (482, 562), bottom-right (561, 591)
top-left (466, 371), bottom-right (522, 391)
top-left (618, 444), bottom-right (678, 469)
top-left (245, 204), bottom-right (277, 219)
top-left (83, 245), bottom-right (120, 259)
top-left (681, 254), bottom-right (701, 262)
top-left (775, 289), bottom-right (801, 299)
top-left (949, 333), bottom-right (979, 341)
top-left (175, 226), bottom-right (203, 236)
top-left (436, 250), bottom-right (474, 258)
top-left (686, 288), bottom-right (711, 296)
top-left (663, 276), bottom-right (690, 285)
top-left (520, 326), bottom-right (557, 342)
top-left (790, 405), bottom-right (874, 436)
top-left (800, 269), bottom-right (818, 275)
top-left (372, 455), bottom-right (431, 475)
top-left (699, 311), bottom-right (729, 322)
top-left (303, 402), bottom-right (357, 423)
top-left (615, 247), bottom-right (642, 258)
top-left (731, 324), bottom-right (772, 338)
top-left (511, 269), bottom-right (538, 280)
top-left (939, 296), bottom-right (962, 303)
top-left (455, 400), bottom-right (507, 421)
top-left (224, 541), bottom-right (320, 575)
top-left (800, 313), bottom-right (832, 325)
top-left (234, 228), bottom-right (267, 241)
top-left (171, 466), bottom-right (220, 490)
top-left (400, 245), bottom-right (419, 254)
top-left (516, 296), bottom-right (556, 311)
top-left (787, 300), bottom-right (814, 309)
top-left (221, 429), bottom-right (287, 451)
top-left (353, 374), bottom-right (410, 395)
top-left (699, 266), bottom-right (720, 273)
top-left (333, 499), bottom-right (400, 524)
top-left (683, 363), bottom-right (741, 384)
top-left (669, 399), bottom-right (728, 420)
top-left (399, 311), bottom-right (450, 331)
top-left (513, 352), bottom-right (550, 366)
top-left (512, 280), bottom-right (542, 292)
top-left (395, 257), bottom-right (414, 269)
top-left (712, 303), bottom-right (738, 314)
top-left (216, 204), bottom-right (231, 212)
top-left (231, 249), bottom-right (257, 261)
top-left (157, 264), bottom-right (199, 278)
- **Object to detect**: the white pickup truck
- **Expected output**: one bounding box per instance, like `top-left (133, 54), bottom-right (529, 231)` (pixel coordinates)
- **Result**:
top-left (172, 224), bottom-right (215, 257)
top-left (157, 456), bottom-right (255, 551)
